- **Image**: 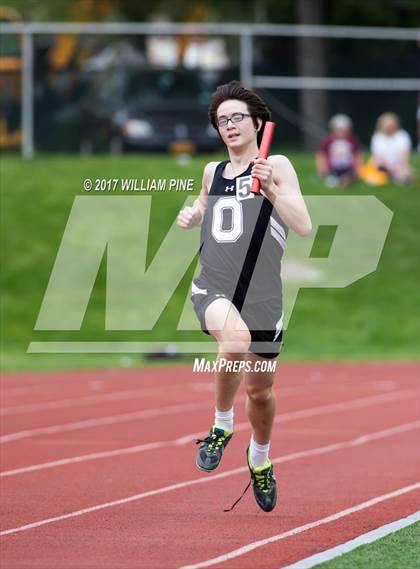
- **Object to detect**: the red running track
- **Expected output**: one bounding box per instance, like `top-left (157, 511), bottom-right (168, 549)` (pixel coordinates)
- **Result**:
top-left (0, 362), bottom-right (418, 569)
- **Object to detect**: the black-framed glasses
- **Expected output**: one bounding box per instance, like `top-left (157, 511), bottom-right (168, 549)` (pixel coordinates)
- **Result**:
top-left (217, 112), bottom-right (253, 128)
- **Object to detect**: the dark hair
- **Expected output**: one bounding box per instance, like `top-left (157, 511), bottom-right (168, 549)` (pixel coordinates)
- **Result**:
top-left (208, 80), bottom-right (271, 146)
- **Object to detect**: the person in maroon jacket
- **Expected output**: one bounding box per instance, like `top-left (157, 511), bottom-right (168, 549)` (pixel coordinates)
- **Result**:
top-left (316, 114), bottom-right (362, 187)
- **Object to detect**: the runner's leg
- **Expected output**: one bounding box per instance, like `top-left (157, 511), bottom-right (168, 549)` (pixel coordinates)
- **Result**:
top-left (205, 298), bottom-right (251, 411)
top-left (244, 352), bottom-right (276, 445)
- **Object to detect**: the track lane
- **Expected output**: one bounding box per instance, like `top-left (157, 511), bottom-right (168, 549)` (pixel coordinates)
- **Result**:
top-left (1, 398), bottom-right (417, 532)
top-left (1, 386), bottom-right (415, 470)
top-left (1, 427), bottom-right (418, 568)
top-left (1, 362), bottom-right (414, 405)
top-left (180, 487), bottom-right (419, 569)
top-left (1, 363), bottom-right (418, 568)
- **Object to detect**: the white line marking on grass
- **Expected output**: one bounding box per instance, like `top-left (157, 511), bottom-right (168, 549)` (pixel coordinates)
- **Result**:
top-left (0, 388), bottom-right (413, 445)
top-left (280, 511), bottom-right (420, 569)
top-left (0, 422), bottom-right (417, 536)
top-left (178, 485), bottom-right (420, 569)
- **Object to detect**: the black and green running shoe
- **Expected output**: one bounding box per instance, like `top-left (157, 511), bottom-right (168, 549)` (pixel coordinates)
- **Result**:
top-left (246, 445), bottom-right (277, 512)
top-left (196, 426), bottom-right (233, 472)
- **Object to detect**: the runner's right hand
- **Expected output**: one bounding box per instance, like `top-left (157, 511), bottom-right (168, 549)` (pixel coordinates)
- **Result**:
top-left (177, 206), bottom-right (202, 229)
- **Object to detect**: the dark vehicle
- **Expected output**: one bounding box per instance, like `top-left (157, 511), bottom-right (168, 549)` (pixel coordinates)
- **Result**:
top-left (109, 69), bottom-right (222, 153)
top-left (34, 55), bottom-right (230, 153)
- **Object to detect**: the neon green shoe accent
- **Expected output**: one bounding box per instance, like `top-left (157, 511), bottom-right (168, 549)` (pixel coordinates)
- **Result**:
top-left (207, 426), bottom-right (233, 452)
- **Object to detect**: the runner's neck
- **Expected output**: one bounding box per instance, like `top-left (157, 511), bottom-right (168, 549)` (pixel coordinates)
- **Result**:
top-left (227, 154), bottom-right (258, 177)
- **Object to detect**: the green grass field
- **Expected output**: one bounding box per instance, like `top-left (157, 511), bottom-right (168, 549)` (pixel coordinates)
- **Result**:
top-left (1, 151), bottom-right (419, 372)
top-left (316, 521), bottom-right (419, 569)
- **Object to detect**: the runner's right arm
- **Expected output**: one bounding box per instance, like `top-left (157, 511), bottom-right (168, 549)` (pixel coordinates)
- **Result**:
top-left (177, 162), bottom-right (217, 229)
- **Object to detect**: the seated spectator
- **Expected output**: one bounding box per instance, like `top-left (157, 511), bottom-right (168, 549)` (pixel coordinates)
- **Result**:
top-left (370, 113), bottom-right (413, 184)
top-left (316, 114), bottom-right (362, 187)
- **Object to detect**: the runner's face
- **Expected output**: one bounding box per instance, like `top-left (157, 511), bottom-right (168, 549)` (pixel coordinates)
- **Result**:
top-left (216, 100), bottom-right (257, 149)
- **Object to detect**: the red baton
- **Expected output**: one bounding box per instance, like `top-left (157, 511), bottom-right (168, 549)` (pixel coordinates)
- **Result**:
top-left (251, 121), bottom-right (276, 194)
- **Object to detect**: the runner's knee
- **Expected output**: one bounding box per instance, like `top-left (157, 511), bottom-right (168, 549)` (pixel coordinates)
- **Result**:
top-left (246, 383), bottom-right (274, 404)
top-left (218, 329), bottom-right (251, 355)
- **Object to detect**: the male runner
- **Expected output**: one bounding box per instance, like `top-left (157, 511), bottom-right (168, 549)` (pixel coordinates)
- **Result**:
top-left (177, 81), bottom-right (312, 512)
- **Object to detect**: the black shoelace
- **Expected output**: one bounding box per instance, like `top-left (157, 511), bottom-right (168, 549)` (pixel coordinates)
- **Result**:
top-left (223, 468), bottom-right (273, 512)
top-left (223, 479), bottom-right (251, 512)
top-left (196, 433), bottom-right (226, 453)
top-left (254, 469), bottom-right (273, 491)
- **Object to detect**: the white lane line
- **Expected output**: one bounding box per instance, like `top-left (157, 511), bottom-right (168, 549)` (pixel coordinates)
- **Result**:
top-left (0, 368), bottom-right (193, 389)
top-left (280, 511), bottom-right (420, 569)
top-left (1, 440), bottom-right (177, 477)
top-left (0, 383), bottom-right (203, 416)
top-left (1, 388), bottom-right (417, 477)
top-left (0, 379), bottom-right (177, 397)
top-left (0, 400), bottom-right (213, 444)
top-left (271, 389), bottom-right (414, 426)
top-left (0, 421), bottom-right (417, 536)
top-left (1, 364), bottom-right (413, 394)
top-left (2, 410), bottom-right (417, 478)
top-left (179, 485), bottom-right (420, 569)
top-left (0, 382), bottom-right (321, 416)
top-left (0, 388), bottom-right (413, 445)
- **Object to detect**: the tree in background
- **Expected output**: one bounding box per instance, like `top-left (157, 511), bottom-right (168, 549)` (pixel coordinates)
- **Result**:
top-left (5, 0), bottom-right (418, 25)
top-left (296, 0), bottom-right (328, 149)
